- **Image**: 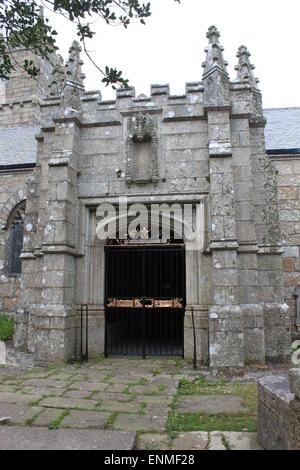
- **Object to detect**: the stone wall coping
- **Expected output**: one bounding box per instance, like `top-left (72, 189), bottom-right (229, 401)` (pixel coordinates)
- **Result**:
top-left (258, 375), bottom-right (295, 404)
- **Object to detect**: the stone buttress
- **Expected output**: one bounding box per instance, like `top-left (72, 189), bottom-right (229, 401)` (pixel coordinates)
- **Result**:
top-left (15, 42), bottom-right (85, 362)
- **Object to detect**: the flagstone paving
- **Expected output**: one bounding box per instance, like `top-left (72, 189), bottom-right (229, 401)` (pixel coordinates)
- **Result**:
top-left (0, 357), bottom-right (289, 449)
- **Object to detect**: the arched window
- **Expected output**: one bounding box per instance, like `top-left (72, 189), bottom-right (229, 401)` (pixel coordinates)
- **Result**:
top-left (6, 202), bottom-right (26, 276)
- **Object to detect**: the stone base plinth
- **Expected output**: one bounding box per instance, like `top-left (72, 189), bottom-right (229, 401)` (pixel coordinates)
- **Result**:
top-left (242, 305), bottom-right (265, 364)
top-left (209, 305), bottom-right (244, 367)
top-left (263, 303), bottom-right (291, 360)
top-left (75, 307), bottom-right (105, 360)
top-left (184, 307), bottom-right (209, 364)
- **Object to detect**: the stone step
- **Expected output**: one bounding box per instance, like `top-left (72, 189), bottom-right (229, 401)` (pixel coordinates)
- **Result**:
top-left (0, 426), bottom-right (136, 450)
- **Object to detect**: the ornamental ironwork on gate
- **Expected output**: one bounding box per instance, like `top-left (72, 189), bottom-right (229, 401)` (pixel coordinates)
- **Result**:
top-left (104, 244), bottom-right (186, 358)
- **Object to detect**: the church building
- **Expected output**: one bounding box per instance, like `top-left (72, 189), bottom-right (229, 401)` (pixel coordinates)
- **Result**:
top-left (0, 27), bottom-right (299, 366)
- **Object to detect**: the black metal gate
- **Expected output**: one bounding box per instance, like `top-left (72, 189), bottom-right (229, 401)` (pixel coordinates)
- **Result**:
top-left (104, 245), bottom-right (186, 357)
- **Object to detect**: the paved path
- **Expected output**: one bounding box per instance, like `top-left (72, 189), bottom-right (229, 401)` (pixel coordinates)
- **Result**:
top-left (0, 426), bottom-right (135, 450)
top-left (0, 357), bottom-right (268, 450)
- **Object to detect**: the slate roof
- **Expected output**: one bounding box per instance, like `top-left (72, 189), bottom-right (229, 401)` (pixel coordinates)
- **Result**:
top-left (0, 109), bottom-right (299, 167)
top-left (264, 108), bottom-right (300, 152)
top-left (0, 126), bottom-right (39, 167)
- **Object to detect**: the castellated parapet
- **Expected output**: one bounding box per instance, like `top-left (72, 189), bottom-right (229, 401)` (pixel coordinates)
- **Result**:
top-left (9, 29), bottom-right (291, 366)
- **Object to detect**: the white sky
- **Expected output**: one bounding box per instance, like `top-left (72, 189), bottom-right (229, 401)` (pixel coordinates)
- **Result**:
top-left (44, 0), bottom-right (300, 108)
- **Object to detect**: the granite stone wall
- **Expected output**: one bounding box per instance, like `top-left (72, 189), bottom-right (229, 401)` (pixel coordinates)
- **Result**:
top-left (0, 171), bottom-right (31, 316)
top-left (272, 156), bottom-right (300, 335)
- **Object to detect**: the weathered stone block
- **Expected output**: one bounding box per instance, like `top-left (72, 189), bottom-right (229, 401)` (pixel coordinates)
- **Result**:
top-left (258, 375), bottom-right (300, 450)
top-left (209, 306), bottom-right (244, 367)
top-left (263, 304), bottom-right (291, 359)
top-left (289, 369), bottom-right (300, 399)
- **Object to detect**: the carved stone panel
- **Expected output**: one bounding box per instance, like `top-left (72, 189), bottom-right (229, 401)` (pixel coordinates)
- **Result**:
top-left (126, 112), bottom-right (159, 186)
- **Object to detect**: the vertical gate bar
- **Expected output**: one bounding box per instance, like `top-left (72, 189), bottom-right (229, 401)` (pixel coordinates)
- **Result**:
top-left (86, 305), bottom-right (88, 362)
top-left (176, 249), bottom-right (179, 356)
top-left (143, 249), bottom-right (146, 357)
top-left (138, 250), bottom-right (141, 356)
top-left (80, 305), bottom-right (83, 363)
top-left (111, 250), bottom-right (114, 354)
top-left (125, 307), bottom-right (127, 356)
top-left (182, 247), bottom-right (185, 357)
top-left (104, 249), bottom-right (108, 357)
top-left (142, 297), bottom-right (146, 359)
top-left (159, 251), bottom-right (162, 355)
top-left (167, 251), bottom-right (170, 355)
top-left (153, 251), bottom-right (157, 357)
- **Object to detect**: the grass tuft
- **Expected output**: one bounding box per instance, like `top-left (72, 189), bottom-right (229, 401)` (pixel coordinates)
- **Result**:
top-left (48, 409), bottom-right (70, 430)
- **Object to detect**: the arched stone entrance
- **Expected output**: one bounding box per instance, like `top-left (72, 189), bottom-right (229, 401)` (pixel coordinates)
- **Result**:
top-left (82, 197), bottom-right (208, 361)
top-left (104, 242), bottom-right (186, 357)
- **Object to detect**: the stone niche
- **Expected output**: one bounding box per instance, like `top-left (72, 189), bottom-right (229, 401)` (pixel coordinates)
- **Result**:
top-left (126, 112), bottom-right (159, 185)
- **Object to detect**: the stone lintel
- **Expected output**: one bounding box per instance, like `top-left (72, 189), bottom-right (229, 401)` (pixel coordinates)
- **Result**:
top-left (116, 87), bottom-right (136, 99)
top-left (238, 242), bottom-right (259, 254)
top-left (82, 90), bottom-right (102, 102)
top-left (42, 244), bottom-right (83, 257)
top-left (210, 240), bottom-right (239, 251)
top-left (41, 98), bottom-right (61, 107)
top-left (120, 107), bottom-right (161, 117)
top-left (151, 84), bottom-right (170, 96)
top-left (20, 252), bottom-right (36, 260)
top-left (209, 141), bottom-right (232, 157)
top-left (249, 116), bottom-right (266, 128)
top-left (258, 245), bottom-right (284, 255)
top-left (204, 105), bottom-right (232, 114)
top-left (163, 115), bottom-right (205, 123)
top-left (186, 82), bottom-right (204, 93)
top-left (230, 113), bottom-right (251, 120)
top-left (53, 114), bottom-right (82, 127)
top-left (168, 95), bottom-right (187, 101)
top-left (80, 120), bottom-right (121, 129)
top-left (41, 122), bottom-right (56, 133)
top-left (48, 157), bottom-right (70, 168)
top-left (98, 99), bottom-right (116, 106)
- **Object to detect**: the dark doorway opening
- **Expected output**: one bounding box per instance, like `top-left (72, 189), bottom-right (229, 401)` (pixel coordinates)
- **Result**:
top-left (104, 245), bottom-right (186, 357)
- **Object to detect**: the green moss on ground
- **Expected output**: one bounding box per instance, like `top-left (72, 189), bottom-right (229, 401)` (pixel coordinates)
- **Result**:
top-left (166, 376), bottom-right (258, 436)
top-left (0, 314), bottom-right (14, 341)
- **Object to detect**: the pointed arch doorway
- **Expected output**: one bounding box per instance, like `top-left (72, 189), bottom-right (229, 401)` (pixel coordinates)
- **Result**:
top-left (104, 242), bottom-right (186, 358)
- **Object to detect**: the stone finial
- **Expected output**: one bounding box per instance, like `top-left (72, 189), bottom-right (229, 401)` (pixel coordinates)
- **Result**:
top-left (59, 40), bottom-right (85, 115)
top-left (39, 5), bottom-right (44, 17)
top-left (49, 54), bottom-right (65, 97)
top-left (202, 26), bottom-right (229, 79)
top-left (65, 41), bottom-right (86, 87)
top-left (235, 46), bottom-right (259, 88)
top-left (202, 26), bottom-right (230, 108)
